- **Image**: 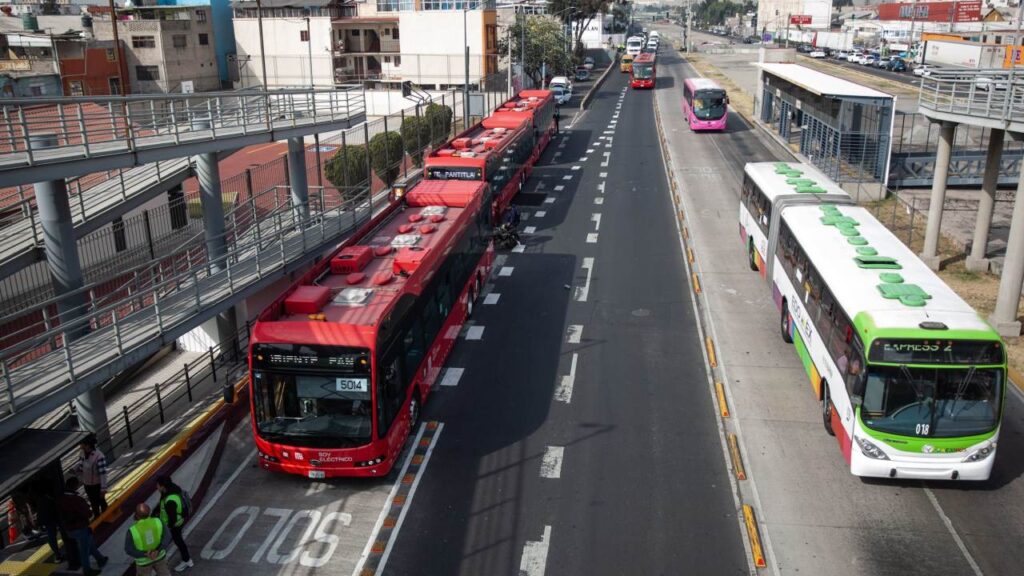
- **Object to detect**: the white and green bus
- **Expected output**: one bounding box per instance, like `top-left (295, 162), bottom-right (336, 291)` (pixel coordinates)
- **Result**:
top-left (738, 162), bottom-right (853, 278)
top-left (739, 163), bottom-right (1006, 481)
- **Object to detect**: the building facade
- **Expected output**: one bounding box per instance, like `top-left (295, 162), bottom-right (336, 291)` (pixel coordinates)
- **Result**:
top-left (231, 0), bottom-right (497, 90)
top-left (93, 3), bottom-right (219, 93)
top-left (758, 0), bottom-right (834, 40)
top-left (56, 37), bottom-right (122, 95)
top-left (0, 30), bottom-right (62, 96)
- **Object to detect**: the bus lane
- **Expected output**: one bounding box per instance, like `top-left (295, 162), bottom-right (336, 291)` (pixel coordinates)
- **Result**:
top-left (179, 418), bottom-right (403, 576)
top-left (652, 45), bottom-right (1008, 575)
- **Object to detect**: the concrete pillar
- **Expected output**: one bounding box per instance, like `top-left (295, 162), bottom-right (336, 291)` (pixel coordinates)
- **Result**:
top-left (989, 173), bottom-right (1024, 337)
top-left (920, 121), bottom-right (956, 270)
top-left (966, 128), bottom-right (1005, 273)
top-left (287, 136), bottom-right (310, 222)
top-left (195, 145), bottom-right (228, 273)
top-left (31, 134), bottom-right (110, 442)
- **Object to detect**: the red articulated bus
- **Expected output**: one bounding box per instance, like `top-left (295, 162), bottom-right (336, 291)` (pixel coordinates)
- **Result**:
top-left (630, 52), bottom-right (656, 89)
top-left (492, 89), bottom-right (557, 157)
top-left (423, 114), bottom-right (534, 222)
top-left (249, 180), bottom-right (494, 478)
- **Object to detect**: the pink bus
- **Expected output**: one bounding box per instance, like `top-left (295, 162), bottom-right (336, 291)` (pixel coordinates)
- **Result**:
top-left (682, 78), bottom-right (729, 131)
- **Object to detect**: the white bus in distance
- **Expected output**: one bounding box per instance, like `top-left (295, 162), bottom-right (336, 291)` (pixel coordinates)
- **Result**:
top-left (626, 36), bottom-right (644, 56)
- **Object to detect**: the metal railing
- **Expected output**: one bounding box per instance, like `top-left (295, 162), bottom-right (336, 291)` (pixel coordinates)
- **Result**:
top-left (918, 68), bottom-right (1024, 123)
top-left (0, 86), bottom-right (365, 170)
top-left (0, 181), bottom-right (389, 425)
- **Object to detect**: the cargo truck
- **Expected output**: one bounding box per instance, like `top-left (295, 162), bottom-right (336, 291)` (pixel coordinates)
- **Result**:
top-left (918, 39), bottom-right (1020, 69)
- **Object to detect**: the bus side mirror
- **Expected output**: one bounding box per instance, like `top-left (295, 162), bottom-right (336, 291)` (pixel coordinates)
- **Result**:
top-left (725, 97), bottom-right (731, 105)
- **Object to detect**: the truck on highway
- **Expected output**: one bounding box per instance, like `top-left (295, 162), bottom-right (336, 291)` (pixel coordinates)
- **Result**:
top-left (813, 31), bottom-right (854, 52)
top-left (918, 38), bottom-right (1018, 69)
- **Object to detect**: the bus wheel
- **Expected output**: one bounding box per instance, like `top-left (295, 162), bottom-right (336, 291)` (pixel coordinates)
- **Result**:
top-left (780, 302), bottom-right (793, 344)
top-left (409, 396), bottom-right (421, 431)
top-left (747, 241), bottom-right (759, 272)
top-left (822, 381), bottom-right (835, 436)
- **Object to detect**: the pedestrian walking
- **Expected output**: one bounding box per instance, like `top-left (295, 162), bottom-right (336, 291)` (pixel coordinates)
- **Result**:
top-left (73, 435), bottom-right (108, 519)
top-left (30, 483), bottom-right (64, 562)
top-left (156, 476), bottom-right (193, 572)
top-left (554, 106), bottom-right (561, 134)
top-left (57, 477), bottom-right (108, 576)
top-left (125, 503), bottom-right (172, 576)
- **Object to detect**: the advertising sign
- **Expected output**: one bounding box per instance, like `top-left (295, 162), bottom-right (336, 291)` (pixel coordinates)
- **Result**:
top-left (877, 1), bottom-right (982, 23)
top-left (790, 15), bottom-right (812, 25)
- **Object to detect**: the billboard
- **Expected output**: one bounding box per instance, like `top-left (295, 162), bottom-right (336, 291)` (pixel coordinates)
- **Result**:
top-left (877, 1), bottom-right (982, 23)
top-left (790, 15), bottom-right (812, 25)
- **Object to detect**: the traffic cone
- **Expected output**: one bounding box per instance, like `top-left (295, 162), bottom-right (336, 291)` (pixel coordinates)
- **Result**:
top-left (7, 500), bottom-right (18, 543)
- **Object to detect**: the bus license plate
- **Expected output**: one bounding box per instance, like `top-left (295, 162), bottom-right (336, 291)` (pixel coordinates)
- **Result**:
top-left (308, 470), bottom-right (325, 479)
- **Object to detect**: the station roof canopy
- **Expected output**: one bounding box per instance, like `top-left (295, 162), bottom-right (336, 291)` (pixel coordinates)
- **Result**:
top-left (757, 63), bottom-right (893, 100)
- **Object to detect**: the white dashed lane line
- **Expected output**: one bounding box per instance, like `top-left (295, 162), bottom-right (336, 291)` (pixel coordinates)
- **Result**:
top-left (440, 368), bottom-right (465, 387)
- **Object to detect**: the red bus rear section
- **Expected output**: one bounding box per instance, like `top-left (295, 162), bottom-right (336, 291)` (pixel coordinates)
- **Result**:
top-left (249, 180), bottom-right (494, 478)
top-left (630, 53), bottom-right (656, 89)
top-left (423, 114), bottom-right (534, 221)
top-left (492, 89), bottom-right (556, 155)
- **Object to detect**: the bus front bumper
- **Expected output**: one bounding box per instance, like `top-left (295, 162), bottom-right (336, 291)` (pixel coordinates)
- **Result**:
top-left (850, 442), bottom-right (996, 481)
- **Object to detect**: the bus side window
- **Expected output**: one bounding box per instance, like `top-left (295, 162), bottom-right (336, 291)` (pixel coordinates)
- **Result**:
top-left (402, 316), bottom-right (426, 383)
top-left (377, 353), bottom-right (403, 437)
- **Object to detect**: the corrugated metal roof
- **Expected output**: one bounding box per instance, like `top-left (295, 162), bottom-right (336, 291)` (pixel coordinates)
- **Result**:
top-left (758, 63), bottom-right (894, 99)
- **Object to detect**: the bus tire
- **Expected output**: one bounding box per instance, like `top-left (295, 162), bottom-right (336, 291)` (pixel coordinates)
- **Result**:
top-left (409, 396), bottom-right (421, 432)
top-left (747, 241), bottom-right (759, 272)
top-left (822, 381), bottom-right (835, 436)
top-left (780, 301), bottom-right (793, 344)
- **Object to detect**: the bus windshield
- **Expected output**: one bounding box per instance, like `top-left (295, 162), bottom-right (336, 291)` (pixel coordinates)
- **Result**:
top-left (254, 371), bottom-right (373, 447)
top-left (632, 64), bottom-right (654, 79)
top-left (860, 365), bottom-right (1002, 438)
top-left (693, 89), bottom-right (727, 120)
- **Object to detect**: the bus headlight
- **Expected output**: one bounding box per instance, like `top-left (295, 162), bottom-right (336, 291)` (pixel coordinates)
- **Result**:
top-left (356, 455), bottom-right (386, 467)
top-left (855, 436), bottom-right (890, 460)
top-left (963, 443), bottom-right (996, 463)
top-left (258, 452), bottom-right (280, 463)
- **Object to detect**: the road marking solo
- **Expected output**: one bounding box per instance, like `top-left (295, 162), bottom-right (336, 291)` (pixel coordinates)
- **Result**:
top-left (440, 367), bottom-right (465, 387)
top-left (566, 324), bottom-right (583, 344)
top-left (555, 353), bottom-right (579, 403)
top-left (518, 526), bottom-right (553, 576)
top-left (574, 257), bottom-right (594, 302)
top-left (540, 447), bottom-right (565, 479)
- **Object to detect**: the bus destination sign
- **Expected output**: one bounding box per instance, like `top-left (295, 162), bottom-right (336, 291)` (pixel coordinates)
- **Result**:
top-left (868, 339), bottom-right (1003, 365)
top-left (255, 343), bottom-right (367, 371)
top-left (427, 167), bottom-right (482, 181)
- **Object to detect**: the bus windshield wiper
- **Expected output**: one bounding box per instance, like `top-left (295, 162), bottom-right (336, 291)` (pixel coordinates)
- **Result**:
top-left (899, 365), bottom-right (927, 401)
top-left (950, 366), bottom-right (977, 419)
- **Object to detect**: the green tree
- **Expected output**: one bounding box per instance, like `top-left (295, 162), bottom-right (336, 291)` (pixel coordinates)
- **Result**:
top-left (324, 145), bottom-right (368, 189)
top-left (400, 115), bottom-right (431, 167)
top-left (498, 16), bottom-right (574, 87)
top-left (547, 0), bottom-right (611, 59)
top-left (424, 102), bottom-right (454, 145)
top-left (369, 131), bottom-right (404, 186)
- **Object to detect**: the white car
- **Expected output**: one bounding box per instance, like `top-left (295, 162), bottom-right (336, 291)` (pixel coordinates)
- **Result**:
top-left (913, 65), bottom-right (933, 77)
top-left (836, 50), bottom-right (851, 60)
top-left (809, 50), bottom-right (827, 58)
top-left (549, 75), bottom-right (572, 92)
top-left (849, 53), bottom-right (866, 65)
top-left (551, 86), bottom-right (572, 105)
top-left (583, 57), bottom-right (595, 70)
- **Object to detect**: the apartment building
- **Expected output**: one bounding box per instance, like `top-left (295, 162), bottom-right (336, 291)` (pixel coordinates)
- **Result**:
top-left (232, 0), bottom-right (497, 90)
top-left (93, 3), bottom-right (219, 93)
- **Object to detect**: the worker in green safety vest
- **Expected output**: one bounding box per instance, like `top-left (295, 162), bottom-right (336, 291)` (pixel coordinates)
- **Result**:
top-left (124, 503), bottom-right (172, 576)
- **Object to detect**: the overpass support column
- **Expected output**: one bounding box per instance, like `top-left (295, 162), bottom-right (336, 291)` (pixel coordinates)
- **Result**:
top-left (967, 128), bottom-right (1004, 273)
top-left (31, 134), bottom-right (110, 443)
top-left (920, 120), bottom-right (956, 270)
top-left (287, 136), bottom-right (310, 222)
top-left (194, 127), bottom-right (228, 273)
top-left (989, 173), bottom-right (1024, 338)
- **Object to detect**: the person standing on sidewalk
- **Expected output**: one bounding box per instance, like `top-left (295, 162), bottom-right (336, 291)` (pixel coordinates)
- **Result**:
top-left (125, 503), bottom-right (172, 576)
top-left (156, 476), bottom-right (193, 572)
top-left (56, 477), bottom-right (108, 576)
top-left (74, 436), bottom-right (108, 519)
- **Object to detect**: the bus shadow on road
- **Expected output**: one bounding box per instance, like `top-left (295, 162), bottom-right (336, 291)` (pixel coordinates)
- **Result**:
top-left (656, 75), bottom-right (676, 89)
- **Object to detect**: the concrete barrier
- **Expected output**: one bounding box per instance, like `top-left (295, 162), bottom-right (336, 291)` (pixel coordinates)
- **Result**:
top-left (580, 49), bottom-right (618, 110)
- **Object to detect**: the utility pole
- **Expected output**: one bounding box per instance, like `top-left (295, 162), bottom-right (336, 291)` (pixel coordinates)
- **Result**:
top-left (305, 12), bottom-right (314, 87)
top-left (256, 0), bottom-right (269, 88)
top-left (520, 5), bottom-right (526, 88)
top-left (908, 0), bottom-right (919, 61)
top-left (686, 0), bottom-right (693, 52)
top-left (106, 0), bottom-right (128, 94)
top-left (785, 12), bottom-right (791, 48)
top-left (463, 2), bottom-right (470, 130)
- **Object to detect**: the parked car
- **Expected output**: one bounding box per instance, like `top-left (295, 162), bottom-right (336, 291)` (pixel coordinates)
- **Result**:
top-left (847, 52), bottom-right (865, 64)
top-left (863, 54), bottom-right (880, 66)
top-left (583, 56), bottom-right (595, 70)
top-left (886, 58), bottom-right (908, 73)
top-left (912, 64), bottom-right (934, 77)
top-left (835, 50), bottom-right (851, 60)
top-left (809, 50), bottom-right (827, 59)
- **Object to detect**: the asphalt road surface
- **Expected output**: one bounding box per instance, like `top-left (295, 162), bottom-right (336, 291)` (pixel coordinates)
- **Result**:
top-left (384, 58), bottom-right (750, 576)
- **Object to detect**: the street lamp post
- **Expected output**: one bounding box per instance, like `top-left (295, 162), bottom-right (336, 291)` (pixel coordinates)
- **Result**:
top-left (463, 2), bottom-right (471, 131)
top-left (257, 0), bottom-right (269, 88)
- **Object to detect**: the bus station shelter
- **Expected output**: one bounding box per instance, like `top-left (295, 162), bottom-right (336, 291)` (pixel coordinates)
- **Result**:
top-left (756, 63), bottom-right (896, 200)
